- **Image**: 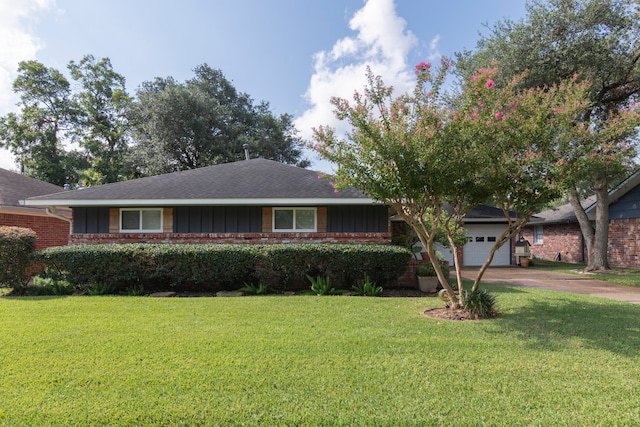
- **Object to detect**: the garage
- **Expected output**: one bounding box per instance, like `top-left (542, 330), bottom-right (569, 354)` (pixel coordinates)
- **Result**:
top-left (463, 224), bottom-right (511, 266)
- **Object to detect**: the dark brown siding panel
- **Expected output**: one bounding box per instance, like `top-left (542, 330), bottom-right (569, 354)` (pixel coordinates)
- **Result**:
top-left (72, 207), bottom-right (110, 234)
top-left (174, 206), bottom-right (262, 233)
top-left (327, 205), bottom-right (388, 233)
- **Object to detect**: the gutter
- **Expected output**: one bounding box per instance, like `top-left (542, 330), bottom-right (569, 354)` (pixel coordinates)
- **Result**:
top-left (46, 206), bottom-right (73, 233)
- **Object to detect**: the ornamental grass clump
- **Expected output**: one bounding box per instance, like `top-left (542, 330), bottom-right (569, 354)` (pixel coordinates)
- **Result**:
top-left (463, 288), bottom-right (498, 319)
top-left (307, 275), bottom-right (338, 295)
top-left (351, 274), bottom-right (383, 296)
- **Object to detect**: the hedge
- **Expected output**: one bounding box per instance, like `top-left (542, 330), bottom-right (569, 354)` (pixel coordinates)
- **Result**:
top-left (35, 243), bottom-right (411, 292)
top-left (0, 226), bottom-right (37, 288)
top-left (257, 244), bottom-right (412, 290)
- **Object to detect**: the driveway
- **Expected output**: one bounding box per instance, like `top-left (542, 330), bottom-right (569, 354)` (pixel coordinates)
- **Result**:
top-left (458, 267), bottom-right (640, 304)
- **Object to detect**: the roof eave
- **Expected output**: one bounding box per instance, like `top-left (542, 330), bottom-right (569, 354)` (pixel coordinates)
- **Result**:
top-left (24, 197), bottom-right (379, 207)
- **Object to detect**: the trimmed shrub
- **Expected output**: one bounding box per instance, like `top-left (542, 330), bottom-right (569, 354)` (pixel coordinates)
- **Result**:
top-left (0, 226), bottom-right (37, 288)
top-left (258, 244), bottom-right (411, 291)
top-left (35, 243), bottom-right (411, 293)
top-left (36, 243), bottom-right (262, 292)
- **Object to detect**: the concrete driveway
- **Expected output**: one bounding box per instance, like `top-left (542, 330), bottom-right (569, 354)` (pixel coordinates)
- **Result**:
top-left (458, 267), bottom-right (640, 304)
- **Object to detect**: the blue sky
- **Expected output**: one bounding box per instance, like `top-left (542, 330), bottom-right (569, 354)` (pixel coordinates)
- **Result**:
top-left (0, 0), bottom-right (528, 172)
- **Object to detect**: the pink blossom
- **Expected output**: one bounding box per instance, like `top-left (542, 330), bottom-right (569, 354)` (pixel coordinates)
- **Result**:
top-left (415, 61), bottom-right (431, 73)
top-left (402, 141), bottom-right (407, 147)
top-left (472, 74), bottom-right (478, 82)
top-left (485, 79), bottom-right (495, 89)
top-left (494, 111), bottom-right (503, 120)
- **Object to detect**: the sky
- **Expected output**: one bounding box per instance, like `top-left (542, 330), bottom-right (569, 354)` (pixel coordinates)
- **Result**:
top-left (0, 0), bottom-right (529, 173)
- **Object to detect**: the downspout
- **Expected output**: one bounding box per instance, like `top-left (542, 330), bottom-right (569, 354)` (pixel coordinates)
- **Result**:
top-left (46, 206), bottom-right (73, 234)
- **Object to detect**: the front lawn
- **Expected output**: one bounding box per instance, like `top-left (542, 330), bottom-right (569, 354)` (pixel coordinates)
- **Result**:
top-left (531, 259), bottom-right (640, 287)
top-left (1, 287), bottom-right (639, 425)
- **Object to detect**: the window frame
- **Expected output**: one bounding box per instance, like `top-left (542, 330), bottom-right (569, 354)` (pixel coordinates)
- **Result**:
top-left (119, 208), bottom-right (163, 233)
top-left (533, 225), bottom-right (543, 244)
top-left (272, 207), bottom-right (317, 232)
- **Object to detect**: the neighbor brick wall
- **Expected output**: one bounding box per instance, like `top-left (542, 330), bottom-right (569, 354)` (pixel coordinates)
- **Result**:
top-left (69, 231), bottom-right (391, 245)
top-left (608, 218), bottom-right (640, 268)
top-left (0, 212), bottom-right (70, 250)
top-left (521, 223), bottom-right (583, 263)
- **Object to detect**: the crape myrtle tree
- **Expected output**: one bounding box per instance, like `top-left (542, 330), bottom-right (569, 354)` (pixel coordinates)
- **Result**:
top-left (128, 64), bottom-right (309, 176)
top-left (456, 0), bottom-right (640, 270)
top-left (313, 60), bottom-right (596, 307)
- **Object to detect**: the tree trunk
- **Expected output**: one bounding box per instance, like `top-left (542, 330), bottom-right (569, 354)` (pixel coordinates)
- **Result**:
top-left (589, 173), bottom-right (610, 271)
top-left (567, 176), bottom-right (611, 271)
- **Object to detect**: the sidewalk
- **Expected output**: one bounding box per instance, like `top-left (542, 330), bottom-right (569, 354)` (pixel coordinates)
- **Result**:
top-left (458, 267), bottom-right (640, 304)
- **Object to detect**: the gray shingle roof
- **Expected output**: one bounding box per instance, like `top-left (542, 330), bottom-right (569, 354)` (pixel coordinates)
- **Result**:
top-left (26, 159), bottom-right (370, 206)
top-left (534, 195), bottom-right (596, 224)
top-left (0, 168), bottom-right (64, 208)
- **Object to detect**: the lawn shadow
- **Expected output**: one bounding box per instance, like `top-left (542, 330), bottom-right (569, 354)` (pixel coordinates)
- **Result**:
top-left (487, 287), bottom-right (640, 357)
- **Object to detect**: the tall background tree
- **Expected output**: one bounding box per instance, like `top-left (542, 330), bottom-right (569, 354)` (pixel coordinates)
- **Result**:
top-left (1, 58), bottom-right (309, 184)
top-left (0, 60), bottom-right (80, 186)
top-left (68, 55), bottom-right (133, 185)
top-left (128, 64), bottom-right (309, 176)
top-left (456, 0), bottom-right (640, 270)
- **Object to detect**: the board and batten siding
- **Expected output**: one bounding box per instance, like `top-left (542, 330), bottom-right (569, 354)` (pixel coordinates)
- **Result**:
top-left (72, 207), bottom-right (110, 234)
top-left (71, 205), bottom-right (388, 234)
top-left (609, 185), bottom-right (640, 219)
top-left (174, 206), bottom-right (262, 233)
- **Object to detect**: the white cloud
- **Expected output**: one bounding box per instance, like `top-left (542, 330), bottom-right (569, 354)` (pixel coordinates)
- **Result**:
top-left (294, 0), bottom-right (421, 172)
top-left (0, 0), bottom-right (56, 170)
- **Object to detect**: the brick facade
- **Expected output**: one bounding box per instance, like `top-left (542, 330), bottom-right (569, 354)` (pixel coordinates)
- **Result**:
top-left (520, 223), bottom-right (584, 263)
top-left (0, 211), bottom-right (70, 250)
top-left (608, 218), bottom-right (640, 268)
top-left (523, 218), bottom-right (640, 268)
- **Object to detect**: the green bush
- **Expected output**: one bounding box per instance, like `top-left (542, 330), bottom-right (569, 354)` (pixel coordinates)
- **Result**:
top-left (416, 262), bottom-right (449, 277)
top-left (0, 226), bottom-right (37, 289)
top-left (352, 274), bottom-right (383, 296)
top-left (36, 243), bottom-right (262, 291)
top-left (259, 244), bottom-right (411, 291)
top-left (463, 289), bottom-right (498, 319)
top-left (237, 283), bottom-right (270, 295)
top-left (16, 276), bottom-right (75, 296)
top-left (35, 243), bottom-right (411, 293)
top-left (86, 281), bottom-right (117, 296)
top-left (307, 275), bottom-right (337, 295)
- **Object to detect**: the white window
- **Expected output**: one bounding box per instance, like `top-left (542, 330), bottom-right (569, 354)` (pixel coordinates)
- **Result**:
top-left (533, 225), bottom-right (543, 244)
top-left (120, 208), bottom-right (163, 232)
top-left (273, 208), bottom-right (317, 232)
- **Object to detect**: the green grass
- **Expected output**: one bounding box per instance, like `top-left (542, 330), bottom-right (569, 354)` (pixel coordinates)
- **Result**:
top-left (532, 259), bottom-right (640, 287)
top-left (1, 288), bottom-right (639, 426)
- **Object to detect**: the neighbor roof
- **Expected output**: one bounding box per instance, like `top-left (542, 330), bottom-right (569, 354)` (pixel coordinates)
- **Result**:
top-left (25, 159), bottom-right (375, 207)
top-left (0, 168), bottom-right (64, 212)
top-left (533, 195), bottom-right (596, 224)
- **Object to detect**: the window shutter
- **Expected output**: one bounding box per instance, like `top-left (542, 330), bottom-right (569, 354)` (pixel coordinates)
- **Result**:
top-left (262, 208), bottom-right (272, 232)
top-left (109, 208), bottom-right (119, 233)
top-left (163, 208), bottom-right (173, 233)
top-left (317, 207), bottom-right (327, 232)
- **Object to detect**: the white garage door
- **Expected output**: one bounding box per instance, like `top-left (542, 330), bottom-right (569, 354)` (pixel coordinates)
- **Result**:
top-left (463, 224), bottom-right (511, 266)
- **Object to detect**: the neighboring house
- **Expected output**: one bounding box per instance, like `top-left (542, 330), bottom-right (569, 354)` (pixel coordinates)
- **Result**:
top-left (522, 170), bottom-right (640, 268)
top-left (0, 168), bottom-right (70, 250)
top-left (24, 159), bottom-right (390, 245)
